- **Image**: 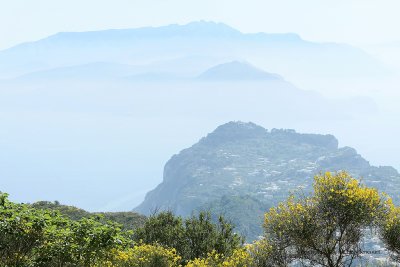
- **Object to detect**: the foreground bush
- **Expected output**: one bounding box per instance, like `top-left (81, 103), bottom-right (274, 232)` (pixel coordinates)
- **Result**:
top-left (186, 248), bottom-right (252, 267)
top-left (0, 192), bottom-right (244, 267)
top-left (0, 193), bottom-right (131, 267)
top-left (110, 243), bottom-right (181, 267)
top-left (0, 193), bottom-right (51, 266)
top-left (34, 216), bottom-right (130, 266)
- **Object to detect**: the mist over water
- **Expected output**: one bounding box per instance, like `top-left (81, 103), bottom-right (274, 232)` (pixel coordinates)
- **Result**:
top-left (0, 22), bottom-right (399, 211)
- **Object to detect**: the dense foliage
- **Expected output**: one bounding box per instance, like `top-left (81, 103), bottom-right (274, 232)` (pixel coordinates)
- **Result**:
top-left (0, 193), bottom-right (133, 266)
top-left (2, 171), bottom-right (400, 266)
top-left (133, 211), bottom-right (243, 264)
top-left (0, 194), bottom-right (243, 266)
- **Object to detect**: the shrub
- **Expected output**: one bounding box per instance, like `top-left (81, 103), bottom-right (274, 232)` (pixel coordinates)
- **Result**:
top-left (110, 243), bottom-right (181, 267)
top-left (186, 248), bottom-right (252, 267)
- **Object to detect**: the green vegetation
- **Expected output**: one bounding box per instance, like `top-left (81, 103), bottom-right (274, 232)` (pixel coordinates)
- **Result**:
top-left (198, 195), bottom-right (267, 241)
top-left (0, 193), bottom-right (131, 266)
top-left (31, 201), bottom-right (146, 231)
top-left (2, 172), bottom-right (400, 266)
top-left (133, 211), bottom-right (243, 264)
top-left (0, 194), bottom-right (242, 266)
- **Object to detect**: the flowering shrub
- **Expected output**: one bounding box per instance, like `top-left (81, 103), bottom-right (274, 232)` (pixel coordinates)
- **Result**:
top-left (313, 172), bottom-right (383, 224)
top-left (110, 243), bottom-right (181, 267)
top-left (186, 248), bottom-right (252, 267)
top-left (264, 172), bottom-right (386, 267)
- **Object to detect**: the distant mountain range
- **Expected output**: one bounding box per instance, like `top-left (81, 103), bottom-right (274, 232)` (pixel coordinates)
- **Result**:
top-left (10, 61), bottom-right (282, 83)
top-left (198, 61), bottom-right (282, 81)
top-left (0, 21), bottom-right (387, 81)
top-left (135, 121), bottom-right (400, 240)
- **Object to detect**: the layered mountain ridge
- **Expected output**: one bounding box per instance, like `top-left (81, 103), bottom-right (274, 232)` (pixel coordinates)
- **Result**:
top-left (0, 21), bottom-right (385, 80)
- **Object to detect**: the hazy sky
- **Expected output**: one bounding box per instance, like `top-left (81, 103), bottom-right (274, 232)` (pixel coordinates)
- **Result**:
top-left (1, 0), bottom-right (400, 50)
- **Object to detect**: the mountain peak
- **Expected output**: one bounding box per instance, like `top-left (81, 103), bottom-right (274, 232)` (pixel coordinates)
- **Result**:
top-left (182, 21), bottom-right (240, 34)
top-left (199, 121), bottom-right (267, 145)
top-left (212, 121), bottom-right (267, 136)
top-left (198, 61), bottom-right (282, 81)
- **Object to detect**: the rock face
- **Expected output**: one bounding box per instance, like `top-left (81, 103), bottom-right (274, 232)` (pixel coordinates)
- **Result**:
top-left (135, 121), bottom-right (400, 240)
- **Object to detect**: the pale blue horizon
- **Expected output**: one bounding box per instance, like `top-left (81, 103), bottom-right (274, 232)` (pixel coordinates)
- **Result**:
top-left (1, 0), bottom-right (400, 50)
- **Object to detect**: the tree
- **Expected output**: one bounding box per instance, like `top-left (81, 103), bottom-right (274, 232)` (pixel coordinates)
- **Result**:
top-left (263, 172), bottom-right (385, 267)
top-left (133, 211), bottom-right (186, 255)
top-left (184, 212), bottom-right (243, 261)
top-left (133, 211), bottom-right (243, 263)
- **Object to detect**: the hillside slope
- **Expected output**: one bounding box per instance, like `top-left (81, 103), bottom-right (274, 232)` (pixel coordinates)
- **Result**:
top-left (32, 201), bottom-right (146, 231)
top-left (135, 121), bottom-right (400, 239)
